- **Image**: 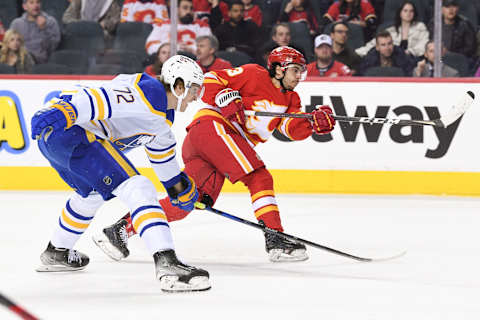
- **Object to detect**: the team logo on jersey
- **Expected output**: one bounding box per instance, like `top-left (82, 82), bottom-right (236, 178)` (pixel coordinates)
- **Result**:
top-left (114, 134), bottom-right (155, 151)
top-left (103, 176), bottom-right (113, 185)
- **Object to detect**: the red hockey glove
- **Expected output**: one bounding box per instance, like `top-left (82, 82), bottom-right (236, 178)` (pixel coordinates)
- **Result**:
top-left (311, 105), bottom-right (335, 135)
top-left (215, 88), bottom-right (246, 125)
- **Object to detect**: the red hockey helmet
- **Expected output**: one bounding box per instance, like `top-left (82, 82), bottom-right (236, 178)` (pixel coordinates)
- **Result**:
top-left (267, 46), bottom-right (306, 71)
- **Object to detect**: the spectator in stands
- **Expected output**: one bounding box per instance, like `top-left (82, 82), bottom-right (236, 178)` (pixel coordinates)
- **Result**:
top-left (215, 0), bottom-right (259, 58)
top-left (144, 42), bottom-right (170, 76)
top-left (257, 23), bottom-right (309, 65)
top-left (194, 0), bottom-right (229, 30)
top-left (271, 22), bottom-right (293, 47)
top-left (0, 29), bottom-right (35, 74)
top-left (0, 20), bottom-right (5, 43)
top-left (428, 0), bottom-right (476, 59)
top-left (196, 35), bottom-right (232, 72)
top-left (279, 0), bottom-right (318, 35)
top-left (370, 0), bottom-right (384, 23)
top-left (10, 0), bottom-right (60, 64)
top-left (317, 0), bottom-right (335, 17)
top-left (63, 0), bottom-right (122, 45)
top-left (307, 34), bottom-right (352, 76)
top-left (120, 0), bottom-right (169, 24)
top-left (330, 21), bottom-right (361, 74)
top-left (257, 22), bottom-right (305, 66)
top-left (146, 0), bottom-right (212, 55)
top-left (357, 1), bottom-right (428, 58)
top-left (414, 40), bottom-right (459, 77)
top-left (242, 0), bottom-right (262, 27)
top-left (358, 30), bottom-right (416, 76)
top-left (320, 0), bottom-right (377, 39)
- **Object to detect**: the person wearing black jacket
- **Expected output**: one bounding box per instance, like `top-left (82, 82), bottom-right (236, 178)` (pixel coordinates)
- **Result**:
top-left (358, 30), bottom-right (416, 76)
top-left (214, 0), bottom-right (259, 58)
top-left (427, 0), bottom-right (476, 59)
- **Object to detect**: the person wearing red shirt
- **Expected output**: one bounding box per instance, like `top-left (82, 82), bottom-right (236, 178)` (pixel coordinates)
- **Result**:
top-left (307, 34), bottom-right (352, 77)
top-left (242, 0), bottom-right (262, 27)
top-left (196, 35), bottom-right (232, 72)
top-left (279, 0), bottom-right (318, 34)
top-left (94, 47), bottom-right (337, 263)
top-left (0, 20), bottom-right (5, 42)
top-left (193, 0), bottom-right (229, 30)
top-left (320, 0), bottom-right (377, 38)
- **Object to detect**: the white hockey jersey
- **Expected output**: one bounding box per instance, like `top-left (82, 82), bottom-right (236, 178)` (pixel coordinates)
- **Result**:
top-left (145, 19), bottom-right (212, 55)
top-left (54, 73), bottom-right (180, 184)
top-left (120, 0), bottom-right (169, 24)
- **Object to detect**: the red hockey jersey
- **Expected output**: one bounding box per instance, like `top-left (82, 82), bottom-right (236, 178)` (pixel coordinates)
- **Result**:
top-left (191, 64), bottom-right (312, 146)
top-left (325, 0), bottom-right (376, 22)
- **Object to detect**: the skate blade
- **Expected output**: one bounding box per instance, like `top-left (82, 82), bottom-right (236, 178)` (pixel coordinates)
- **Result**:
top-left (92, 233), bottom-right (125, 261)
top-left (269, 249), bottom-right (309, 263)
top-left (159, 275), bottom-right (211, 293)
top-left (36, 264), bottom-right (86, 272)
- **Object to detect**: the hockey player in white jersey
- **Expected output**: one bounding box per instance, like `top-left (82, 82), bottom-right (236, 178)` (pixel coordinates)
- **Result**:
top-left (30, 55), bottom-right (210, 293)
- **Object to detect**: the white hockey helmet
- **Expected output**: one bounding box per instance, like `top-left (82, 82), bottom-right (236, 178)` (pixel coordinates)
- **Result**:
top-left (161, 54), bottom-right (204, 109)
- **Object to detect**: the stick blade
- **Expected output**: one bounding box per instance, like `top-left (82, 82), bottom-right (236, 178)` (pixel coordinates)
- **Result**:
top-left (439, 91), bottom-right (475, 127)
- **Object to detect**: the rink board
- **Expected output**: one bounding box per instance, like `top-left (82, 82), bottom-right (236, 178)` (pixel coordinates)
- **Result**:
top-left (1, 75), bottom-right (480, 195)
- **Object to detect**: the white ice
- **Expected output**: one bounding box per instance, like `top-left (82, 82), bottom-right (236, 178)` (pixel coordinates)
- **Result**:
top-left (1, 191), bottom-right (480, 320)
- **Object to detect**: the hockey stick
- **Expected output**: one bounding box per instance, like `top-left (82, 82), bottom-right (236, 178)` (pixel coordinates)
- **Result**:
top-left (244, 91), bottom-right (475, 128)
top-left (0, 292), bottom-right (39, 320)
top-left (194, 203), bottom-right (405, 262)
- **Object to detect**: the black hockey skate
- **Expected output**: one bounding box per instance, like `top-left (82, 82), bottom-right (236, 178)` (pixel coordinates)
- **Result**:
top-left (36, 242), bottom-right (89, 272)
top-left (154, 249), bottom-right (211, 293)
top-left (260, 221), bottom-right (309, 262)
top-left (92, 219), bottom-right (130, 261)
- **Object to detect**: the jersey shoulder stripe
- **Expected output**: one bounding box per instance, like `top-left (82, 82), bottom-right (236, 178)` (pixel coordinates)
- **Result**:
top-left (134, 73), bottom-right (168, 117)
top-left (99, 87), bottom-right (112, 118)
top-left (166, 109), bottom-right (175, 126)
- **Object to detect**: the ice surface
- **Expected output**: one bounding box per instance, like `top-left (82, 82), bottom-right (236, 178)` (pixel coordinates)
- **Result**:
top-left (1, 191), bottom-right (480, 319)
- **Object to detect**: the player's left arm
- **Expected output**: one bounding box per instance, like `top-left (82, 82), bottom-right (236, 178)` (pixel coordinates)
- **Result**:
top-left (145, 129), bottom-right (198, 211)
top-left (276, 92), bottom-right (336, 140)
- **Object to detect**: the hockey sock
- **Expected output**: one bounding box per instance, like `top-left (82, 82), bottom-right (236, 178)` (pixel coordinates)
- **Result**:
top-left (113, 175), bottom-right (174, 255)
top-left (117, 195), bottom-right (195, 239)
top-left (51, 192), bottom-right (103, 249)
top-left (120, 212), bottom-right (136, 237)
top-left (239, 167), bottom-right (283, 232)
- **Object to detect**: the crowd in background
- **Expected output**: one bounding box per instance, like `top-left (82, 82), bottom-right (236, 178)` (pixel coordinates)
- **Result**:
top-left (0, 0), bottom-right (480, 77)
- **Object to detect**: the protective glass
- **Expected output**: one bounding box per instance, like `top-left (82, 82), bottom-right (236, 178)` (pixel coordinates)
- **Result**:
top-left (186, 83), bottom-right (205, 100)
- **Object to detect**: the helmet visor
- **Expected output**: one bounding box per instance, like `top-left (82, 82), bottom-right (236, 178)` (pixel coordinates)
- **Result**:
top-left (187, 83), bottom-right (205, 100)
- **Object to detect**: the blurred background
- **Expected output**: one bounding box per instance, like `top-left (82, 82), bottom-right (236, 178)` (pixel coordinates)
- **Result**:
top-left (1, 0), bottom-right (479, 77)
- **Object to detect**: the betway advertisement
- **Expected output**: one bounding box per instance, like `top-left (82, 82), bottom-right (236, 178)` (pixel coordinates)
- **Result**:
top-left (1, 76), bottom-right (479, 194)
top-left (1, 77), bottom-right (479, 170)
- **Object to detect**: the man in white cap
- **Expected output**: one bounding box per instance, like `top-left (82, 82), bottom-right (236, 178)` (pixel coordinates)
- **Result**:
top-left (306, 34), bottom-right (352, 77)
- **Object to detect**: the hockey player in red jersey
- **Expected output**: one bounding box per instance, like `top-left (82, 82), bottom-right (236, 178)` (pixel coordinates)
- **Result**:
top-left (93, 46), bottom-right (336, 262)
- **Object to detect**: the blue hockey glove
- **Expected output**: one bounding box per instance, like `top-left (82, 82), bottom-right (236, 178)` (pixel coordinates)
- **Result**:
top-left (165, 172), bottom-right (199, 212)
top-left (31, 101), bottom-right (77, 140)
